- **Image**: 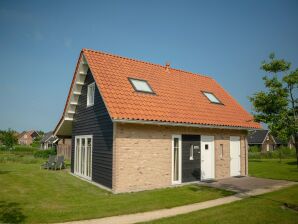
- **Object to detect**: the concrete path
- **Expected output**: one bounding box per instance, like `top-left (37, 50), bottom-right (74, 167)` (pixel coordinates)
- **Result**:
top-left (61, 178), bottom-right (297, 224)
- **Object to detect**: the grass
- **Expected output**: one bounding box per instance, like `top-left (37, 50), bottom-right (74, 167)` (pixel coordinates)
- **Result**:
top-left (249, 159), bottom-right (298, 181)
top-left (0, 151), bottom-right (233, 223)
top-left (141, 185), bottom-right (298, 224)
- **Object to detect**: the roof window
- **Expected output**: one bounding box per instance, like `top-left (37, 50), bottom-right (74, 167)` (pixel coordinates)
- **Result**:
top-left (129, 78), bottom-right (154, 94)
top-left (203, 92), bottom-right (222, 104)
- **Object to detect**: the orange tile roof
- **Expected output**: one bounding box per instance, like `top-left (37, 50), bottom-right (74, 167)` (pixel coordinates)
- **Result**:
top-left (81, 49), bottom-right (260, 129)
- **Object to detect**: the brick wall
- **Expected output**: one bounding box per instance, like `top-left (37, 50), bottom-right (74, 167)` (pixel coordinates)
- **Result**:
top-left (18, 136), bottom-right (33, 145)
top-left (113, 123), bottom-right (248, 193)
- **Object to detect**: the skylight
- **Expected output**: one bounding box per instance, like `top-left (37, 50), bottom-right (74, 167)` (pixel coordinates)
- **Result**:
top-left (129, 78), bottom-right (154, 94)
top-left (203, 92), bottom-right (222, 104)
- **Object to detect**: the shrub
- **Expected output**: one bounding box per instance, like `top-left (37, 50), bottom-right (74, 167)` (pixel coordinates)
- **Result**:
top-left (0, 146), bottom-right (39, 157)
top-left (34, 148), bottom-right (56, 159)
top-left (14, 146), bottom-right (39, 152)
top-left (31, 141), bottom-right (41, 148)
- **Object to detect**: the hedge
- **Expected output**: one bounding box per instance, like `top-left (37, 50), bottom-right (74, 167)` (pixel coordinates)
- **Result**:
top-left (249, 147), bottom-right (296, 159)
top-left (34, 148), bottom-right (56, 158)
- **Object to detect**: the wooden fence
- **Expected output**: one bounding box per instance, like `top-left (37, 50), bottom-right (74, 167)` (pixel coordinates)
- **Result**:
top-left (57, 144), bottom-right (71, 160)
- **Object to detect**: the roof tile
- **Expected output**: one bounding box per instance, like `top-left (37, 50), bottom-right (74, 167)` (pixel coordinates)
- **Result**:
top-left (82, 49), bottom-right (260, 129)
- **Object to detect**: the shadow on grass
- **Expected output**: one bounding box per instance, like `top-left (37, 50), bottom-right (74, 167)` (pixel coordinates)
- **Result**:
top-left (0, 201), bottom-right (26, 223)
top-left (0, 170), bottom-right (10, 174)
top-left (190, 185), bottom-right (235, 197)
top-left (286, 161), bottom-right (298, 166)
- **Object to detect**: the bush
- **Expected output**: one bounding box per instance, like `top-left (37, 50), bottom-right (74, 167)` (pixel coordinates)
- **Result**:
top-left (31, 141), bottom-right (41, 148)
top-left (249, 145), bottom-right (261, 152)
top-left (0, 146), bottom-right (39, 156)
top-left (34, 148), bottom-right (56, 159)
top-left (14, 146), bottom-right (39, 152)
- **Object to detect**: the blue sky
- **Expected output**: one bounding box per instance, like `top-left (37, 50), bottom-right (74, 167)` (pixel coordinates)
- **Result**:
top-left (0, 0), bottom-right (297, 132)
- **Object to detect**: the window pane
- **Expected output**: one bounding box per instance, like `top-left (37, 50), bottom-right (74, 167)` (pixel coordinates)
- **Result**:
top-left (220, 144), bottom-right (224, 158)
top-left (76, 138), bottom-right (80, 173)
top-left (130, 79), bottom-right (153, 93)
top-left (81, 138), bottom-right (85, 175)
top-left (173, 138), bottom-right (179, 181)
top-left (189, 145), bottom-right (194, 160)
top-left (87, 138), bottom-right (92, 178)
top-left (87, 83), bottom-right (95, 106)
top-left (203, 92), bottom-right (220, 103)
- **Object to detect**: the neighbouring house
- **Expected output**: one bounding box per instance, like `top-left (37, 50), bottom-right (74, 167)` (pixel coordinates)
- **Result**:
top-left (40, 131), bottom-right (59, 149)
top-left (287, 136), bottom-right (295, 149)
top-left (248, 130), bottom-right (277, 152)
top-left (18, 130), bottom-right (39, 145)
top-left (54, 49), bottom-right (261, 193)
top-left (248, 130), bottom-right (295, 152)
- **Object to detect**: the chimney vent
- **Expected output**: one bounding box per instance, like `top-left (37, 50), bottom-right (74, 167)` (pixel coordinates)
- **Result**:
top-left (165, 62), bottom-right (170, 71)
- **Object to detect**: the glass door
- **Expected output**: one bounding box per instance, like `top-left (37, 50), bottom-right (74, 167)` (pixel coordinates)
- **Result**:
top-left (74, 135), bottom-right (93, 180)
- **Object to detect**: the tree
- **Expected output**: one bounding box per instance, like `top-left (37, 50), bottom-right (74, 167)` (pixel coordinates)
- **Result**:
top-left (249, 53), bottom-right (298, 166)
top-left (0, 129), bottom-right (18, 149)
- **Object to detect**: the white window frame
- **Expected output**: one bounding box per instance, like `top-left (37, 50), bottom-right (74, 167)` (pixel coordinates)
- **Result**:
top-left (172, 134), bottom-right (182, 184)
top-left (74, 135), bottom-right (93, 180)
top-left (87, 82), bottom-right (95, 107)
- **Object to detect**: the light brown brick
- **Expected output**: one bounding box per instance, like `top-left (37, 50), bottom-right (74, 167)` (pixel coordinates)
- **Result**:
top-left (113, 123), bottom-right (248, 193)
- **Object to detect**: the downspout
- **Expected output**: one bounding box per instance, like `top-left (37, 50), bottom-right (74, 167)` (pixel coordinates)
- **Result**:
top-left (245, 135), bottom-right (248, 176)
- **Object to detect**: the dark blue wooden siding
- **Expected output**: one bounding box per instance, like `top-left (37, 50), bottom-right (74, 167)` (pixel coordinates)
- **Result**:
top-left (71, 69), bottom-right (113, 188)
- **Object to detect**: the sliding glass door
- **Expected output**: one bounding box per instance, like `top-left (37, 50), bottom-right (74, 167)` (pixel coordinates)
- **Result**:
top-left (74, 135), bottom-right (92, 180)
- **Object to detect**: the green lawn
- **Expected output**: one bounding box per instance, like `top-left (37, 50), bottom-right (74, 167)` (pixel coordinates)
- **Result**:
top-left (0, 151), bottom-right (233, 223)
top-left (249, 159), bottom-right (298, 181)
top-left (141, 185), bottom-right (298, 224)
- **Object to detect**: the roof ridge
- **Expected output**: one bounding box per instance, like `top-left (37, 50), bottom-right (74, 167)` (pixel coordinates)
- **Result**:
top-left (82, 48), bottom-right (211, 79)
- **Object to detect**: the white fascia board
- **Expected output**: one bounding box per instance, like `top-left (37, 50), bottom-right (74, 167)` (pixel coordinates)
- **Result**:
top-left (112, 119), bottom-right (259, 131)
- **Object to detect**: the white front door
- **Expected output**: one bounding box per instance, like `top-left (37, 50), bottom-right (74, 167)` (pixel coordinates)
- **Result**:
top-left (201, 135), bottom-right (215, 180)
top-left (74, 135), bottom-right (93, 180)
top-left (230, 136), bottom-right (241, 176)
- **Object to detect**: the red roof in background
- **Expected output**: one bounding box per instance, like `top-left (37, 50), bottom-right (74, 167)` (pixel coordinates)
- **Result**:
top-left (83, 49), bottom-right (260, 129)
